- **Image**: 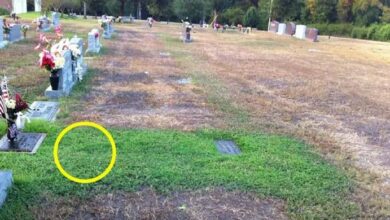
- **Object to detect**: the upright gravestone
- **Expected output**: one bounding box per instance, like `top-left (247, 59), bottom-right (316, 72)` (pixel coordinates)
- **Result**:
top-left (0, 171), bottom-right (12, 208)
top-left (294, 25), bottom-right (307, 40)
top-left (52, 12), bottom-right (60, 28)
top-left (102, 22), bottom-right (112, 39)
top-left (277, 23), bottom-right (286, 35)
top-left (182, 22), bottom-right (192, 43)
top-left (0, 17), bottom-right (9, 49)
top-left (38, 16), bottom-right (51, 32)
top-left (86, 29), bottom-right (101, 53)
top-left (45, 50), bottom-right (75, 99)
top-left (306, 28), bottom-right (319, 42)
top-left (9, 24), bottom-right (21, 42)
top-left (285, 22), bottom-right (296, 36)
top-left (70, 36), bottom-right (87, 80)
top-left (269, 21), bottom-right (279, 33)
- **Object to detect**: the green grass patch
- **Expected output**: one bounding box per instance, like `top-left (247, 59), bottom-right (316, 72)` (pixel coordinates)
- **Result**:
top-left (0, 121), bottom-right (358, 219)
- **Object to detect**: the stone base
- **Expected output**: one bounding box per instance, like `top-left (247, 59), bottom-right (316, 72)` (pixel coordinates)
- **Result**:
top-left (26, 101), bottom-right (60, 122)
top-left (86, 46), bottom-right (101, 54)
top-left (40, 27), bottom-right (52, 32)
top-left (45, 82), bottom-right (75, 99)
top-left (9, 37), bottom-right (22, 43)
top-left (103, 34), bottom-right (111, 39)
top-left (0, 133), bottom-right (46, 154)
top-left (0, 41), bottom-right (9, 49)
top-left (0, 171), bottom-right (12, 208)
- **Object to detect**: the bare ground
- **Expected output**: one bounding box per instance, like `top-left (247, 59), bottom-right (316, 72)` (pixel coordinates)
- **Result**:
top-left (75, 26), bottom-right (218, 131)
top-left (33, 188), bottom-right (287, 220)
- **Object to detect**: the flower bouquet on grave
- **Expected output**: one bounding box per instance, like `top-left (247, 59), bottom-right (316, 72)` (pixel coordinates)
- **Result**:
top-left (39, 49), bottom-right (64, 90)
top-left (0, 77), bottom-right (30, 146)
top-left (54, 25), bottom-right (63, 39)
top-left (21, 24), bottom-right (30, 39)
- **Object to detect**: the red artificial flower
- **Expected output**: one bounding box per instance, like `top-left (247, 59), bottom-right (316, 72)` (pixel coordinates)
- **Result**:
top-left (15, 93), bottom-right (29, 112)
top-left (95, 32), bottom-right (99, 38)
top-left (39, 50), bottom-right (55, 71)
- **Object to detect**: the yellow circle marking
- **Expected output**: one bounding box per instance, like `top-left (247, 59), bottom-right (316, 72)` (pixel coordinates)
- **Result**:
top-left (53, 122), bottom-right (117, 184)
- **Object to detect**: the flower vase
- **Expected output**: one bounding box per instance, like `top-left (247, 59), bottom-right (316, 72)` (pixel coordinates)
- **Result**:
top-left (50, 69), bottom-right (61, 90)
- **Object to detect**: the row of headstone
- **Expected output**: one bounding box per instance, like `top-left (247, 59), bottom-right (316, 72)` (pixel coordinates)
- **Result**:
top-left (269, 21), bottom-right (318, 42)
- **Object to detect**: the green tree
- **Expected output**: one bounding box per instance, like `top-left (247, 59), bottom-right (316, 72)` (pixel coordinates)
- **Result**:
top-left (220, 7), bottom-right (245, 25)
top-left (352, 0), bottom-right (382, 26)
top-left (243, 6), bottom-right (260, 27)
top-left (337, 0), bottom-right (353, 22)
top-left (173, 0), bottom-right (211, 22)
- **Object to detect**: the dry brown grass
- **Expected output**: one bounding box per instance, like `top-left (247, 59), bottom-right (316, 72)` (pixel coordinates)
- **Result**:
top-left (32, 188), bottom-right (287, 220)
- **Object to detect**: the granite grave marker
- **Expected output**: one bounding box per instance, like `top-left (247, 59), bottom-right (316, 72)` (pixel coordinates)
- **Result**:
top-left (26, 101), bottom-right (59, 122)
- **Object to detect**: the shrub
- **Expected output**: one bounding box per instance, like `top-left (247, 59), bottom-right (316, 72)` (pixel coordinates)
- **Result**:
top-left (0, 7), bottom-right (10, 16)
top-left (351, 27), bottom-right (368, 39)
top-left (220, 7), bottom-right (245, 25)
top-left (376, 24), bottom-right (390, 41)
top-left (309, 23), bottom-right (353, 36)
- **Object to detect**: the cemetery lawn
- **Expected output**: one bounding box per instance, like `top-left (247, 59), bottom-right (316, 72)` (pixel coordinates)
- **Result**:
top-left (0, 121), bottom-right (358, 219)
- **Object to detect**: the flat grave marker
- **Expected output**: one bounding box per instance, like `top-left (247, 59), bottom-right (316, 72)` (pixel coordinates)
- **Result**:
top-left (0, 171), bottom-right (12, 208)
top-left (0, 133), bottom-right (46, 154)
top-left (215, 140), bottom-right (241, 155)
top-left (26, 101), bottom-right (60, 122)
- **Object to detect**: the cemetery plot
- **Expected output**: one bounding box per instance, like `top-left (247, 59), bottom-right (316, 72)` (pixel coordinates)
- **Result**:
top-left (0, 133), bottom-right (46, 154)
top-left (26, 101), bottom-right (60, 122)
top-left (0, 171), bottom-right (12, 208)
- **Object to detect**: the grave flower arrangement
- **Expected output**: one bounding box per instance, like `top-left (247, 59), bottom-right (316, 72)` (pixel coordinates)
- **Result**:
top-left (39, 49), bottom-right (64, 90)
top-left (0, 77), bottom-right (29, 145)
top-left (21, 24), bottom-right (30, 38)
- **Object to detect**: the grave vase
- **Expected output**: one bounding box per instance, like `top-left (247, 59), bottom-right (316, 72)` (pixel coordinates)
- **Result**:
top-left (50, 69), bottom-right (61, 90)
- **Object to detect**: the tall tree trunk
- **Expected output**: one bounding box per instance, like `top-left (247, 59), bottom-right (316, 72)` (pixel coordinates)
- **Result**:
top-left (137, 0), bottom-right (142, 19)
top-left (83, 1), bottom-right (87, 19)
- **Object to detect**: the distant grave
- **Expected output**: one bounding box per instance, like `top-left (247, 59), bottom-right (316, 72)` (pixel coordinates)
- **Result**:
top-left (306, 28), bottom-right (319, 42)
top-left (26, 101), bottom-right (60, 122)
top-left (294, 25), bottom-right (307, 40)
top-left (269, 21), bottom-right (279, 33)
top-left (0, 18), bottom-right (9, 48)
top-left (277, 23), bottom-right (286, 35)
top-left (86, 29), bottom-right (101, 53)
top-left (177, 78), bottom-right (191, 85)
top-left (0, 133), bottom-right (46, 154)
top-left (8, 24), bottom-right (22, 42)
top-left (286, 22), bottom-right (296, 36)
top-left (0, 171), bottom-right (12, 208)
top-left (160, 52), bottom-right (171, 57)
top-left (215, 140), bottom-right (241, 155)
top-left (37, 16), bottom-right (51, 32)
top-left (52, 12), bottom-right (60, 28)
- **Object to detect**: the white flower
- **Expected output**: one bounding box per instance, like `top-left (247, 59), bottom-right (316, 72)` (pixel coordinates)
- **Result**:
top-left (5, 99), bottom-right (16, 109)
top-left (69, 45), bottom-right (81, 58)
top-left (54, 56), bottom-right (65, 69)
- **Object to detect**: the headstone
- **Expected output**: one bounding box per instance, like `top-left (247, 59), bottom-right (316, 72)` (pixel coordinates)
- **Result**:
top-left (294, 25), bottom-right (307, 40)
top-left (70, 36), bottom-right (87, 80)
top-left (34, 0), bottom-right (42, 12)
top-left (86, 29), bottom-right (101, 53)
top-left (269, 21), bottom-right (279, 33)
top-left (38, 16), bottom-right (51, 32)
top-left (306, 28), bottom-right (318, 42)
top-left (12, 0), bottom-right (27, 14)
top-left (45, 50), bottom-right (75, 99)
top-left (0, 18), bottom-right (9, 49)
top-left (285, 22), bottom-right (296, 36)
top-left (26, 101), bottom-right (59, 122)
top-left (215, 140), bottom-right (241, 155)
top-left (8, 24), bottom-right (21, 42)
top-left (0, 133), bottom-right (46, 154)
top-left (52, 12), bottom-right (60, 28)
top-left (102, 22), bottom-right (112, 39)
top-left (277, 23), bottom-right (286, 35)
top-left (182, 22), bottom-right (192, 43)
top-left (0, 171), bottom-right (12, 208)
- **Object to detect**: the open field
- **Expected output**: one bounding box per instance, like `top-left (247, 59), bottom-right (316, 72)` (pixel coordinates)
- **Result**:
top-left (0, 13), bottom-right (389, 219)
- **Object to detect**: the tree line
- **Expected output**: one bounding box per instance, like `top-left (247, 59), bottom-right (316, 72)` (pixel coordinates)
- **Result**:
top-left (37, 0), bottom-right (390, 28)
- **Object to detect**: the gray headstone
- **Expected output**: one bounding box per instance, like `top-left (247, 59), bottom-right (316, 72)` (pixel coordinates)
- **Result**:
top-left (45, 50), bottom-right (75, 99)
top-left (0, 18), bottom-right (8, 49)
top-left (26, 101), bottom-right (59, 122)
top-left (52, 12), bottom-right (60, 27)
top-left (86, 29), bottom-right (101, 53)
top-left (0, 133), bottom-right (46, 154)
top-left (70, 36), bottom-right (87, 80)
top-left (215, 140), bottom-right (241, 155)
top-left (177, 78), bottom-right (191, 85)
top-left (0, 171), bottom-right (13, 208)
top-left (9, 24), bottom-right (21, 42)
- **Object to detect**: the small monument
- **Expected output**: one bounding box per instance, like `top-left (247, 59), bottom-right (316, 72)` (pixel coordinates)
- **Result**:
top-left (277, 23), bottom-right (286, 35)
top-left (286, 22), bottom-right (296, 36)
top-left (0, 77), bottom-right (46, 154)
top-left (86, 29), bottom-right (101, 53)
top-left (70, 35), bottom-right (87, 80)
top-left (37, 16), bottom-right (51, 32)
top-left (294, 25), bottom-right (307, 40)
top-left (26, 101), bottom-right (59, 122)
top-left (45, 50), bottom-right (75, 99)
top-left (8, 24), bottom-right (22, 42)
top-left (306, 28), bottom-right (319, 42)
top-left (182, 22), bottom-right (192, 43)
top-left (0, 171), bottom-right (12, 208)
top-left (52, 12), bottom-right (60, 28)
top-left (269, 21), bottom-right (279, 33)
top-left (0, 18), bottom-right (9, 49)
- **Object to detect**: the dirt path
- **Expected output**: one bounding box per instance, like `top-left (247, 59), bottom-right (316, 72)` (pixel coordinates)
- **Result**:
top-left (75, 25), bottom-right (218, 131)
